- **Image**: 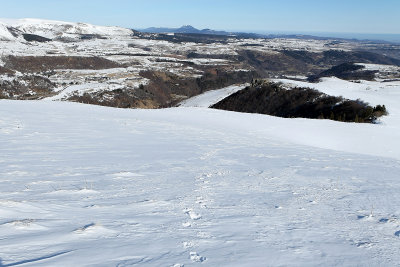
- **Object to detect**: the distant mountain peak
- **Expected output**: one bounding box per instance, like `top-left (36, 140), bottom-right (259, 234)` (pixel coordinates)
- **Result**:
top-left (180, 25), bottom-right (197, 30)
top-left (175, 25), bottom-right (201, 34)
top-left (141, 25), bottom-right (235, 36)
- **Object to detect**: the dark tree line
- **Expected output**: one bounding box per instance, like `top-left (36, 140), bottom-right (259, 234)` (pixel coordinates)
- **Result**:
top-left (212, 81), bottom-right (387, 123)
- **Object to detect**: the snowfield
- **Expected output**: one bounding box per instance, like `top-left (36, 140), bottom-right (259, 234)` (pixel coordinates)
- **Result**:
top-left (178, 84), bottom-right (249, 108)
top-left (272, 77), bottom-right (400, 159)
top-left (1, 75), bottom-right (400, 266)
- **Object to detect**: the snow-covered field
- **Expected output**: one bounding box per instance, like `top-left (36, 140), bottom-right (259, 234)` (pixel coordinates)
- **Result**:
top-left (1, 76), bottom-right (400, 266)
top-left (272, 77), bottom-right (400, 159)
top-left (178, 84), bottom-right (248, 108)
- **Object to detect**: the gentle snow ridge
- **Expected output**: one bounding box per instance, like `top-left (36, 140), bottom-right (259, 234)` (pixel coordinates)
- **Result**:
top-left (180, 77), bottom-right (400, 160)
top-left (0, 22), bottom-right (16, 40)
top-left (0, 18), bottom-right (133, 40)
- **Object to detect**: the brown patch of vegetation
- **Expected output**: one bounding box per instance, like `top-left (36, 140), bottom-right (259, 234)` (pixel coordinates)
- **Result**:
top-left (140, 68), bottom-right (257, 107)
top-left (237, 49), bottom-right (400, 78)
top-left (139, 71), bottom-right (199, 106)
top-left (4, 56), bottom-right (120, 73)
top-left (186, 52), bottom-right (239, 61)
top-left (0, 75), bottom-right (55, 100)
top-left (0, 91), bottom-right (8, 99)
top-left (68, 88), bottom-right (158, 109)
top-left (237, 50), bottom-right (316, 77)
top-left (0, 66), bottom-right (15, 75)
top-left (195, 68), bottom-right (257, 93)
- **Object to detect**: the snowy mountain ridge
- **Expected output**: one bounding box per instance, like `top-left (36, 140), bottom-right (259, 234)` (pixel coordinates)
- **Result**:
top-left (0, 18), bottom-right (133, 40)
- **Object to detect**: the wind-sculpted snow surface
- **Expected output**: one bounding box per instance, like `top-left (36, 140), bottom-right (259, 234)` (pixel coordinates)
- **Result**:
top-left (1, 100), bottom-right (400, 266)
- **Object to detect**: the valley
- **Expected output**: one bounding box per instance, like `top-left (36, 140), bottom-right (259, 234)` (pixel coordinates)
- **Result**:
top-left (1, 19), bottom-right (400, 110)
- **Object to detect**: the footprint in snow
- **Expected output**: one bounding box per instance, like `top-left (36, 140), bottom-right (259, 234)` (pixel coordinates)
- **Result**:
top-left (190, 252), bottom-right (206, 262)
top-left (188, 211), bottom-right (202, 220)
top-left (379, 218), bottom-right (389, 223)
top-left (196, 196), bottom-right (204, 204)
top-left (378, 216), bottom-right (398, 224)
top-left (183, 241), bottom-right (194, 248)
top-left (395, 230), bottom-right (400, 237)
top-left (196, 199), bottom-right (208, 209)
top-left (182, 221), bottom-right (192, 228)
top-left (183, 208), bottom-right (202, 220)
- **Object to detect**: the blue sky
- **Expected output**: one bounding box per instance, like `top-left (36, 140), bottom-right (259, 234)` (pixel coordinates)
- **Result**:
top-left (0, 0), bottom-right (399, 34)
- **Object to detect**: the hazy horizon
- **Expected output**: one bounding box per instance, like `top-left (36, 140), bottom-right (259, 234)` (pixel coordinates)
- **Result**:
top-left (137, 25), bottom-right (400, 44)
top-left (1, 0), bottom-right (399, 35)
top-left (2, 16), bottom-right (400, 44)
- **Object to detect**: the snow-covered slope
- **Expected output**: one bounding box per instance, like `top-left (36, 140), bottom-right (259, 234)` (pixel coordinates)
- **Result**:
top-left (275, 77), bottom-right (400, 132)
top-left (179, 77), bottom-right (400, 160)
top-left (1, 99), bottom-right (400, 266)
top-left (0, 22), bottom-right (17, 40)
top-left (178, 84), bottom-right (248, 107)
top-left (0, 18), bottom-right (133, 40)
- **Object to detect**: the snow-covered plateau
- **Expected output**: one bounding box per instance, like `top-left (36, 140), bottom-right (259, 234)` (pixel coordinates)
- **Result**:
top-left (1, 75), bottom-right (400, 266)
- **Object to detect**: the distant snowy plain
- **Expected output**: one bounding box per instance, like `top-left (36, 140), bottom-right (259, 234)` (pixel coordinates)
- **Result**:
top-left (1, 77), bottom-right (400, 266)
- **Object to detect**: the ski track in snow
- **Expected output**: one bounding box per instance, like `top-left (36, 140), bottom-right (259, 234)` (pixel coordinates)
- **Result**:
top-left (0, 98), bottom-right (400, 266)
